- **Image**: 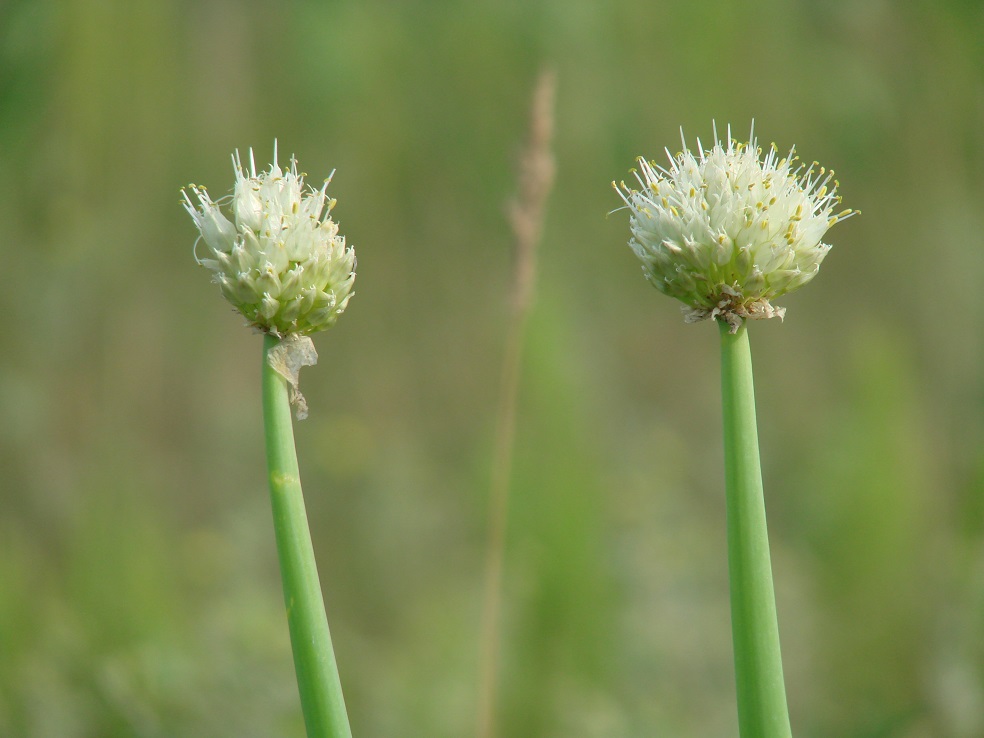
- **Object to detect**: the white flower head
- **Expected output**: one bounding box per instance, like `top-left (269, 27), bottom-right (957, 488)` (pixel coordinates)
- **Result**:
top-left (614, 124), bottom-right (855, 332)
top-left (182, 143), bottom-right (356, 336)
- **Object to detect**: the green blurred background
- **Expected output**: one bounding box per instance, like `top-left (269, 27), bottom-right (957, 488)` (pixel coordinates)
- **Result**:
top-left (1, 0), bottom-right (982, 735)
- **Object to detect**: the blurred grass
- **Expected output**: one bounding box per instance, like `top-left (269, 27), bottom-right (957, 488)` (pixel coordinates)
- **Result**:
top-left (1, 0), bottom-right (983, 735)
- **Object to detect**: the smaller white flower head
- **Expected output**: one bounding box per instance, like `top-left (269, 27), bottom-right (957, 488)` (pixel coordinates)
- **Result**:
top-left (614, 124), bottom-right (855, 331)
top-left (182, 143), bottom-right (356, 336)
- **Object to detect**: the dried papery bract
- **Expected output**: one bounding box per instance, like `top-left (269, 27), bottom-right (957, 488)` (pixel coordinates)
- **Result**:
top-left (614, 124), bottom-right (855, 331)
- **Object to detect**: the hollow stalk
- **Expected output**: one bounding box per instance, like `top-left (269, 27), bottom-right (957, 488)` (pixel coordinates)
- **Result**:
top-left (719, 320), bottom-right (792, 738)
top-left (262, 333), bottom-right (352, 738)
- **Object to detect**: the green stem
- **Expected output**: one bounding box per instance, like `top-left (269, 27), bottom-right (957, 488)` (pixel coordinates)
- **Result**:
top-left (719, 320), bottom-right (791, 738)
top-left (262, 333), bottom-right (352, 738)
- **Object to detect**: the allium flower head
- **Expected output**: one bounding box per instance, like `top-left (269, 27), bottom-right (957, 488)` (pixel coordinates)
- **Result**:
top-left (614, 124), bottom-right (855, 331)
top-left (182, 144), bottom-right (356, 336)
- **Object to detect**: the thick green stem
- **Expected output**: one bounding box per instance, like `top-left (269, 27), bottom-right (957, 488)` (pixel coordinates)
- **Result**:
top-left (719, 320), bottom-right (791, 738)
top-left (262, 333), bottom-right (352, 738)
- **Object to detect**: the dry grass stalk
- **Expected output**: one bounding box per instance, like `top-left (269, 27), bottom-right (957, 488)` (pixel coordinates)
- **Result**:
top-left (475, 67), bottom-right (557, 738)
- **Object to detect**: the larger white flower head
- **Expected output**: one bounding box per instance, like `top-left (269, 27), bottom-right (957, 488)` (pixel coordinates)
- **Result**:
top-left (614, 124), bottom-right (855, 331)
top-left (182, 144), bottom-right (356, 336)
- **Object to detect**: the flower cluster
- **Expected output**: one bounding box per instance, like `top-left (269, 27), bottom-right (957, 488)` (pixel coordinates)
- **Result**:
top-left (183, 146), bottom-right (356, 336)
top-left (614, 125), bottom-right (854, 331)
